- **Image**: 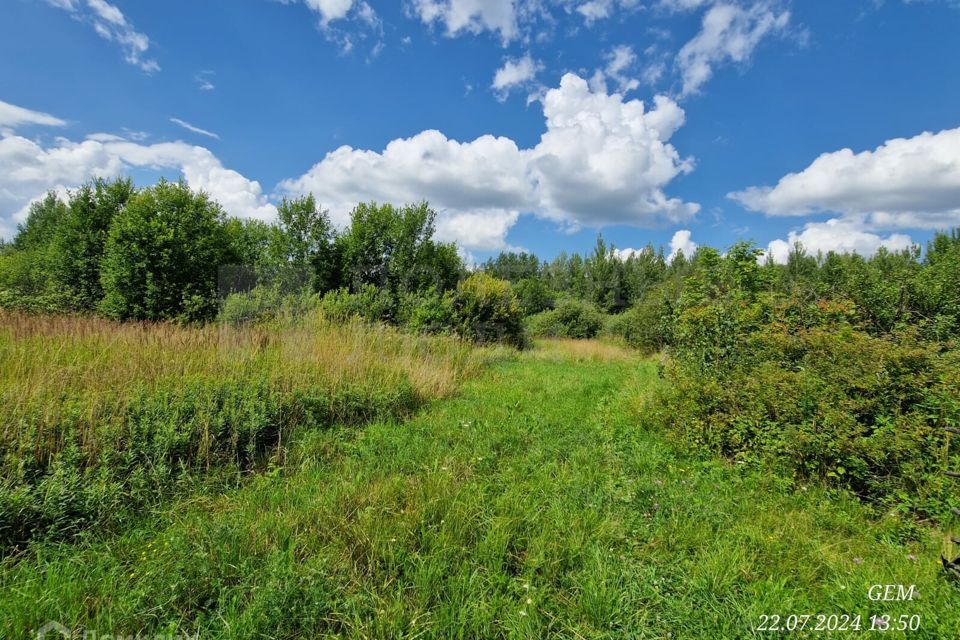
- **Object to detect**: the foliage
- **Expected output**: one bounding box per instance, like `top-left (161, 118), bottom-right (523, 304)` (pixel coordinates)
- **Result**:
top-left (317, 285), bottom-right (395, 324)
top-left (99, 180), bottom-right (234, 322)
top-left (526, 298), bottom-right (605, 339)
top-left (648, 239), bottom-right (960, 518)
top-left (513, 277), bottom-right (555, 315)
top-left (262, 195), bottom-right (339, 292)
top-left (452, 272), bottom-right (525, 347)
top-left (219, 285), bottom-right (320, 325)
top-left (337, 201), bottom-right (462, 302)
top-left (398, 287), bottom-right (456, 335)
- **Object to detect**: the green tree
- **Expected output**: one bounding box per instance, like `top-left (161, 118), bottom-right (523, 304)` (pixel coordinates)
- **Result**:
top-left (50, 178), bottom-right (135, 310)
top-left (338, 201), bottom-right (462, 301)
top-left (264, 195), bottom-right (340, 292)
top-left (13, 192), bottom-right (67, 252)
top-left (99, 179), bottom-right (232, 322)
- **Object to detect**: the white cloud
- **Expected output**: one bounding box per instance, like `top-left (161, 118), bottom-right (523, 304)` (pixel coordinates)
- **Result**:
top-left (589, 45), bottom-right (641, 94)
top-left (170, 118), bottom-right (220, 140)
top-left (729, 127), bottom-right (960, 231)
top-left (530, 74), bottom-right (697, 226)
top-left (491, 54), bottom-right (542, 100)
top-left (0, 128), bottom-right (276, 239)
top-left (658, 0), bottom-right (712, 12)
top-left (763, 218), bottom-right (914, 264)
top-left (576, 0), bottom-right (616, 23)
top-left (411, 0), bottom-right (519, 43)
top-left (46, 0), bottom-right (160, 72)
top-left (194, 71), bottom-right (216, 91)
top-left (280, 73), bottom-right (698, 251)
top-left (276, 0), bottom-right (381, 54)
top-left (667, 228), bottom-right (696, 261)
top-left (304, 0), bottom-right (355, 24)
top-left (574, 0), bottom-right (642, 24)
top-left (676, 2), bottom-right (789, 97)
top-left (0, 100), bottom-right (67, 128)
top-left (435, 210), bottom-right (521, 250)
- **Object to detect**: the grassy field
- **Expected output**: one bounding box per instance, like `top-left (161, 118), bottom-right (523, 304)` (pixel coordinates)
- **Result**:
top-left (0, 312), bottom-right (486, 549)
top-left (1, 337), bottom-right (956, 639)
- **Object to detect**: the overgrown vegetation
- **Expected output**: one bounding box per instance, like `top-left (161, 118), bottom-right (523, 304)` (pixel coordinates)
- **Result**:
top-left (0, 311), bottom-right (483, 550)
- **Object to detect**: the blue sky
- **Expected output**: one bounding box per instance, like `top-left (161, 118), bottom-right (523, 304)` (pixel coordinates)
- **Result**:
top-left (1, 0), bottom-right (959, 263)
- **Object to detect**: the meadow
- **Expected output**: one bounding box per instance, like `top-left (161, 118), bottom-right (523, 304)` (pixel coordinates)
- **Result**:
top-left (1, 337), bottom-right (957, 638)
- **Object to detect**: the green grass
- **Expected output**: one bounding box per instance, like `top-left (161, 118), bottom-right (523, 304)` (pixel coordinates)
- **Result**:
top-left (1, 340), bottom-right (957, 639)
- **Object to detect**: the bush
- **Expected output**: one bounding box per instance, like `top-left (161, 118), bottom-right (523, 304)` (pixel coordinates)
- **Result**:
top-left (513, 277), bottom-right (555, 315)
top-left (317, 285), bottom-right (394, 323)
top-left (649, 296), bottom-right (960, 519)
top-left (604, 296), bottom-right (674, 353)
top-left (219, 286), bottom-right (320, 326)
top-left (399, 288), bottom-right (455, 335)
top-left (452, 273), bottom-right (525, 347)
top-left (526, 299), bottom-right (605, 339)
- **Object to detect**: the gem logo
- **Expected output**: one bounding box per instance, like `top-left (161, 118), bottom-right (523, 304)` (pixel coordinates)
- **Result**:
top-left (36, 621), bottom-right (71, 639)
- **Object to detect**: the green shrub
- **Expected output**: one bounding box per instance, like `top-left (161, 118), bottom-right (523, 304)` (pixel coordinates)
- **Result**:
top-left (526, 299), bottom-right (605, 339)
top-left (317, 285), bottom-right (394, 323)
top-left (650, 296), bottom-right (960, 519)
top-left (220, 286), bottom-right (320, 325)
top-left (399, 288), bottom-right (456, 335)
top-left (452, 273), bottom-right (525, 347)
top-left (604, 296), bottom-right (674, 353)
top-left (513, 277), bottom-right (555, 315)
top-left (99, 180), bottom-right (233, 323)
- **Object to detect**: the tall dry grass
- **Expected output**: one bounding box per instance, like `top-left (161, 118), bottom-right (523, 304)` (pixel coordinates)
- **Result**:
top-left (0, 310), bottom-right (486, 548)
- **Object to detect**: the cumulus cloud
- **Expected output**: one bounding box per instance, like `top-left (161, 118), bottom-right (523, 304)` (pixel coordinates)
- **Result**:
top-left (574, 0), bottom-right (642, 24)
top-left (46, 0), bottom-right (160, 72)
top-left (276, 0), bottom-right (381, 54)
top-left (0, 100), bottom-right (67, 128)
top-left (491, 54), bottom-right (542, 100)
top-left (588, 45), bottom-right (641, 94)
top-left (280, 73), bottom-right (698, 251)
top-left (667, 228), bottom-right (697, 261)
top-left (0, 119), bottom-right (276, 238)
top-left (762, 218), bottom-right (914, 264)
top-left (303, 0), bottom-right (356, 24)
top-left (677, 2), bottom-right (789, 97)
top-left (169, 118), bottom-right (220, 140)
top-left (411, 0), bottom-right (520, 43)
top-left (657, 0), bottom-right (712, 12)
top-left (729, 127), bottom-right (960, 232)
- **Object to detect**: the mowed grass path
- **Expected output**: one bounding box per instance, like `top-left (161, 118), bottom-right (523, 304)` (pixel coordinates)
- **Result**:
top-left (2, 340), bottom-right (957, 639)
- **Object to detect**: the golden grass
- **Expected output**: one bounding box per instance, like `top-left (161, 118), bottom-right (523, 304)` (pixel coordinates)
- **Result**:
top-left (531, 337), bottom-right (639, 362)
top-left (0, 311), bottom-right (487, 459)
